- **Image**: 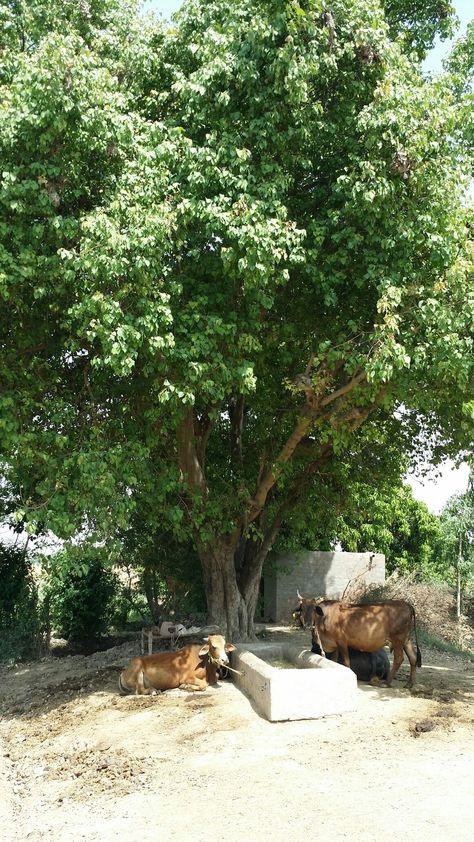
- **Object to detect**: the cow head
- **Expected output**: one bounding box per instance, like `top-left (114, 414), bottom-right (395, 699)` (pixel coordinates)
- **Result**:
top-left (294, 590), bottom-right (318, 629)
top-left (199, 634), bottom-right (236, 666)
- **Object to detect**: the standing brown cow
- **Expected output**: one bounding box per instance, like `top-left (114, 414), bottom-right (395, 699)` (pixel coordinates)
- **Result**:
top-left (312, 600), bottom-right (422, 687)
top-left (118, 634), bottom-right (236, 695)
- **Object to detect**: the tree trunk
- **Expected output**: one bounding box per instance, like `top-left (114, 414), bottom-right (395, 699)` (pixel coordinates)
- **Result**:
top-left (143, 564), bottom-right (162, 624)
top-left (198, 535), bottom-right (264, 641)
top-left (456, 533), bottom-right (462, 620)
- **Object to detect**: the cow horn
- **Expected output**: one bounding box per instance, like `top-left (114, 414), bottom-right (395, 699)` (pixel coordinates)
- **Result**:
top-left (297, 589), bottom-right (303, 600)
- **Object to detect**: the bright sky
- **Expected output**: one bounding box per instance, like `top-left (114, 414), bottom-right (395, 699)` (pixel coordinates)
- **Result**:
top-left (407, 461), bottom-right (470, 514)
top-left (423, 0), bottom-right (473, 72)
top-left (143, 0), bottom-right (180, 17)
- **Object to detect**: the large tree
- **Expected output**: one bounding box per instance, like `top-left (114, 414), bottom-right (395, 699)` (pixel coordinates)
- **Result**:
top-left (438, 478), bottom-right (474, 616)
top-left (336, 482), bottom-right (441, 576)
top-left (1, 0), bottom-right (473, 638)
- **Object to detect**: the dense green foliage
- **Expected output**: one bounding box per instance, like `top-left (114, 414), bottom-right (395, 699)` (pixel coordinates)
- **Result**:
top-left (438, 480), bottom-right (474, 601)
top-left (337, 483), bottom-right (441, 576)
top-left (118, 515), bottom-right (206, 622)
top-left (43, 546), bottom-right (120, 643)
top-left (383, 0), bottom-right (457, 59)
top-left (1, 0), bottom-right (473, 636)
top-left (0, 541), bottom-right (40, 660)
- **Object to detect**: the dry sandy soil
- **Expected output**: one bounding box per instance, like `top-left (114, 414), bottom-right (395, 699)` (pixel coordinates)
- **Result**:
top-left (1, 626), bottom-right (473, 842)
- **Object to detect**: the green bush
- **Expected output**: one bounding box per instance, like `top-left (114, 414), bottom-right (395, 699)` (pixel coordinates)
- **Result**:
top-left (0, 541), bottom-right (40, 662)
top-left (45, 547), bottom-right (120, 644)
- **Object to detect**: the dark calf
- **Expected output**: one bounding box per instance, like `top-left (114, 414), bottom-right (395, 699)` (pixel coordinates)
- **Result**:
top-left (311, 640), bottom-right (390, 683)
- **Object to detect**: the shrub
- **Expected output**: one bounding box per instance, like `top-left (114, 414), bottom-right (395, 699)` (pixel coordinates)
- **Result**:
top-left (0, 541), bottom-right (40, 662)
top-left (44, 547), bottom-right (120, 645)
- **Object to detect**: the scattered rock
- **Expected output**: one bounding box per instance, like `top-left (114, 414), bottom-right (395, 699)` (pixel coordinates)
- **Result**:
top-left (436, 707), bottom-right (456, 718)
top-left (409, 684), bottom-right (433, 698)
top-left (411, 719), bottom-right (436, 736)
top-left (433, 690), bottom-right (454, 702)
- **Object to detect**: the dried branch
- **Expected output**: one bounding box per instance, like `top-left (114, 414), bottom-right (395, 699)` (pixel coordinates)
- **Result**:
top-left (19, 343), bottom-right (47, 357)
top-left (341, 555), bottom-right (376, 601)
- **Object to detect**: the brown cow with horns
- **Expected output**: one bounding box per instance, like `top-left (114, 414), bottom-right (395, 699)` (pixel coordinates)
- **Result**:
top-left (118, 634), bottom-right (236, 695)
top-left (311, 599), bottom-right (422, 687)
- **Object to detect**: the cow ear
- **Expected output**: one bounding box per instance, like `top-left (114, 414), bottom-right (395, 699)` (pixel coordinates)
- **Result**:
top-left (225, 643), bottom-right (236, 652)
top-left (199, 643), bottom-right (210, 656)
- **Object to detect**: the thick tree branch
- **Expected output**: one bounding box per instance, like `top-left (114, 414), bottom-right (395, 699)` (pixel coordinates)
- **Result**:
top-left (19, 343), bottom-right (47, 357)
top-left (247, 368), bottom-right (368, 521)
top-left (320, 369), bottom-right (366, 407)
top-left (177, 408), bottom-right (207, 493)
top-left (240, 443), bottom-right (334, 598)
top-left (248, 412), bottom-right (314, 519)
top-left (82, 360), bottom-right (95, 404)
top-left (229, 393), bottom-right (245, 463)
top-left (194, 410), bottom-right (215, 469)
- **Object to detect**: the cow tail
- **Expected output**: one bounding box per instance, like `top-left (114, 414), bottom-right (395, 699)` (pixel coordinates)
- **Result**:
top-left (412, 605), bottom-right (422, 668)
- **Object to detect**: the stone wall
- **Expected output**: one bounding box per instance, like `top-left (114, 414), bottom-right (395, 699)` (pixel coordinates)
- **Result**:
top-left (263, 550), bottom-right (385, 622)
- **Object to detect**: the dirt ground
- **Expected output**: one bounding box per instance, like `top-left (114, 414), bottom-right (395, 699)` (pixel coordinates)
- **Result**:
top-left (1, 626), bottom-right (473, 842)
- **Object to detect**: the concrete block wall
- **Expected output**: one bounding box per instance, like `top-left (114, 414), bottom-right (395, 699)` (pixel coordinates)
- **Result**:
top-left (263, 550), bottom-right (385, 623)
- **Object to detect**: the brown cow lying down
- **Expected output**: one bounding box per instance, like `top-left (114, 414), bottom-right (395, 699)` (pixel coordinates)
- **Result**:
top-left (312, 600), bottom-right (421, 687)
top-left (118, 634), bottom-right (236, 695)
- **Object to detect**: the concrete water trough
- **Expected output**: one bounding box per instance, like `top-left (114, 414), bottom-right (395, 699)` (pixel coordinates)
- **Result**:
top-left (230, 642), bottom-right (357, 722)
